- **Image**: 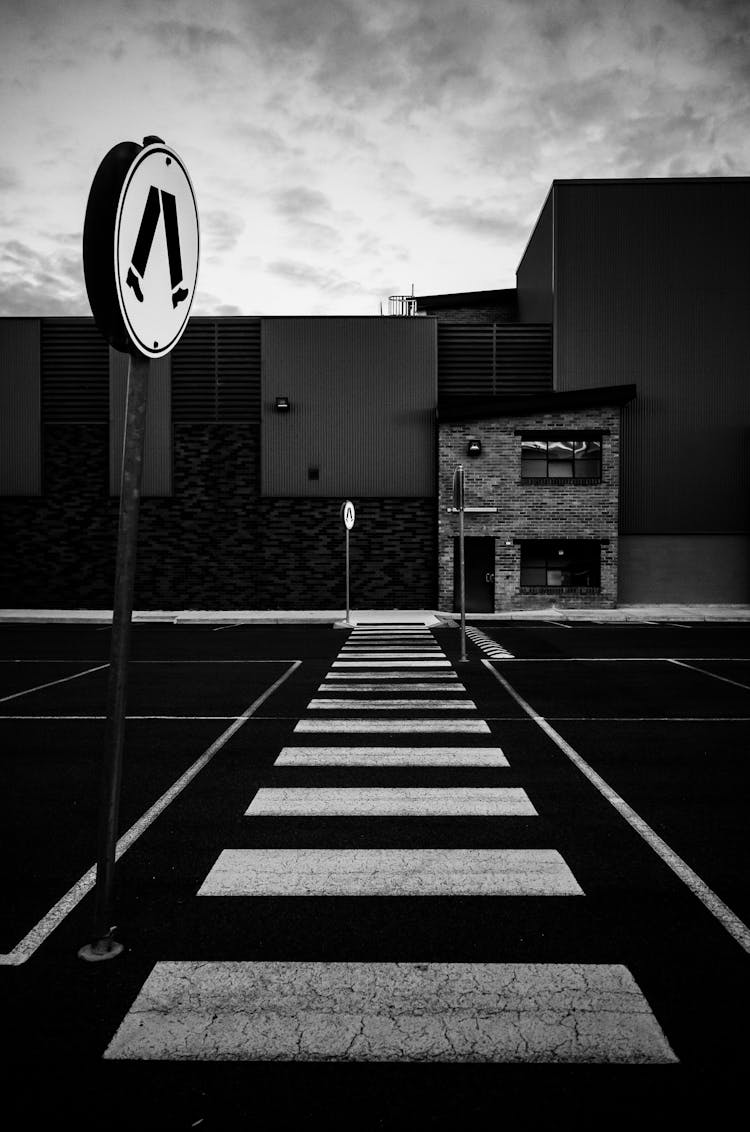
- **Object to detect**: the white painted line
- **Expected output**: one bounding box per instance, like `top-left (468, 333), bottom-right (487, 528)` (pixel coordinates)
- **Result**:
top-left (0, 662), bottom-right (109, 704)
top-left (325, 671), bottom-right (457, 680)
top-left (348, 632), bottom-right (434, 637)
top-left (198, 848), bottom-right (583, 896)
top-left (295, 718), bottom-right (491, 733)
top-left (668, 658), bottom-right (750, 692)
top-left (333, 661), bottom-right (450, 668)
top-left (318, 683), bottom-right (464, 691)
top-left (246, 787), bottom-right (534, 816)
top-left (275, 747), bottom-right (509, 766)
top-left (483, 660), bottom-right (750, 955)
top-left (307, 698), bottom-right (477, 710)
top-left (103, 960), bottom-right (676, 1063)
top-left (0, 661), bottom-right (302, 966)
top-left (211, 623), bottom-right (242, 632)
top-left (338, 652), bottom-right (443, 659)
top-left (457, 657), bottom-right (750, 663)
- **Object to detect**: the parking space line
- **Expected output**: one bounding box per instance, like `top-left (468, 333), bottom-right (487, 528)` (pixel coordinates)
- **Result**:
top-left (0, 663), bottom-right (109, 704)
top-left (668, 658), bottom-right (750, 692)
top-left (0, 660), bottom-right (301, 966)
top-left (484, 660), bottom-right (750, 954)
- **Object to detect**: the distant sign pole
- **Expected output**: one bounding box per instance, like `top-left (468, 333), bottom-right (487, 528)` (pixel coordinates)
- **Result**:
top-left (78, 137), bottom-right (198, 962)
top-left (342, 500), bottom-right (355, 625)
top-left (454, 465), bottom-right (467, 662)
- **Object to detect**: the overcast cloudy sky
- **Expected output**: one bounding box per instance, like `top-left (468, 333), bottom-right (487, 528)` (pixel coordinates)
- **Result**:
top-left (1, 0), bottom-right (748, 317)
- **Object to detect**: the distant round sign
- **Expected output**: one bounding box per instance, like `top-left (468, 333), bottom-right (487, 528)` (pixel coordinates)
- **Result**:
top-left (83, 137), bottom-right (199, 358)
top-left (342, 500), bottom-right (356, 530)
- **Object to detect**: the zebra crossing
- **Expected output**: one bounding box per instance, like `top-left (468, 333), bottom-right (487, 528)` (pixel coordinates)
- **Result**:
top-left (104, 623), bottom-right (676, 1064)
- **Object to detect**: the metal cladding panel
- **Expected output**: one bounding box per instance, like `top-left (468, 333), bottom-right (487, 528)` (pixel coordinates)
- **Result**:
top-left (553, 180), bottom-right (750, 533)
top-left (261, 318), bottom-right (436, 497)
top-left (109, 349), bottom-right (172, 496)
top-left (0, 319), bottom-right (41, 494)
top-left (172, 317), bottom-right (261, 421)
top-left (438, 324), bottom-right (552, 397)
top-left (517, 191), bottom-right (554, 324)
top-left (41, 318), bottom-right (108, 421)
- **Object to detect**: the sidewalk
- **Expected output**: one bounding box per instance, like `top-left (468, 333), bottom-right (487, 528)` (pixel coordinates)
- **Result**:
top-left (2, 605), bottom-right (750, 624)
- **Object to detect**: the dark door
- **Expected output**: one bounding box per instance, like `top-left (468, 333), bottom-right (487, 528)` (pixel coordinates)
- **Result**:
top-left (453, 537), bottom-right (495, 613)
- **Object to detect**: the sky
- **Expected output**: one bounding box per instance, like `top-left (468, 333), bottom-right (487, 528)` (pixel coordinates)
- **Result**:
top-left (1, 0), bottom-right (748, 317)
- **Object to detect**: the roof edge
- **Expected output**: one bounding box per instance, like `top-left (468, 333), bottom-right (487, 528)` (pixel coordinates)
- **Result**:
top-left (439, 384), bottom-right (637, 421)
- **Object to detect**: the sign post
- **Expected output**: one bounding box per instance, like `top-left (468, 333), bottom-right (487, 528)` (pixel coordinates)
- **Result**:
top-left (78, 137), bottom-right (198, 961)
top-left (341, 500), bottom-right (355, 625)
top-left (454, 465), bottom-right (467, 662)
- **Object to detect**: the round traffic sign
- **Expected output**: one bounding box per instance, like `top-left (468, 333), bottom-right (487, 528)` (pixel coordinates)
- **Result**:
top-left (342, 500), bottom-right (355, 530)
top-left (115, 143), bottom-right (199, 358)
top-left (83, 137), bottom-right (199, 358)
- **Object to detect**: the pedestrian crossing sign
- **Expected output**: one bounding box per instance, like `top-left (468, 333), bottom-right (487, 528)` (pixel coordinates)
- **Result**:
top-left (114, 142), bottom-right (199, 358)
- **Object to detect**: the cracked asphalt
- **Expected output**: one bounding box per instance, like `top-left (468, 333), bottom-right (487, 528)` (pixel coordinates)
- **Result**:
top-left (2, 620), bottom-right (749, 1127)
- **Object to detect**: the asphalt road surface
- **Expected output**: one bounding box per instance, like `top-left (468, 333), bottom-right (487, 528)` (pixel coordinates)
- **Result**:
top-left (2, 620), bottom-right (749, 1127)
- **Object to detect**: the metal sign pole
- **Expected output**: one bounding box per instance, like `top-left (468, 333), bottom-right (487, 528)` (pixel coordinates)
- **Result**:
top-left (455, 463), bottom-right (467, 662)
top-left (346, 524), bottom-right (350, 625)
top-left (79, 350), bottom-right (149, 961)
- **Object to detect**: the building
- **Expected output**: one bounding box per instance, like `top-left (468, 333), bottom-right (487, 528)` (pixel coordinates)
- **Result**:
top-left (1, 177), bottom-right (748, 610)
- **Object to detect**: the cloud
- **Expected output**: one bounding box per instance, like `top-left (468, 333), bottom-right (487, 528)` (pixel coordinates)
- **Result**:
top-left (267, 257), bottom-right (365, 295)
top-left (0, 165), bottom-right (21, 191)
top-left (0, 238), bottom-right (87, 316)
top-left (202, 209), bottom-right (245, 254)
top-left (247, 0), bottom-right (495, 112)
top-left (269, 186), bottom-right (342, 249)
top-left (146, 19), bottom-right (242, 59)
top-left (271, 186), bottom-right (333, 219)
top-left (420, 199), bottom-right (530, 243)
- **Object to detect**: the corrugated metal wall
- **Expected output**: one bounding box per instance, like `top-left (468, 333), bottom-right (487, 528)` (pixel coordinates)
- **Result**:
top-left (516, 190), bottom-right (554, 324)
top-left (41, 318), bottom-right (108, 421)
top-left (0, 318), bottom-right (41, 495)
top-left (438, 324), bottom-right (552, 397)
top-left (262, 317), bottom-right (436, 497)
top-left (109, 349), bottom-right (172, 496)
top-left (553, 180), bottom-right (750, 534)
top-left (172, 317), bottom-right (261, 421)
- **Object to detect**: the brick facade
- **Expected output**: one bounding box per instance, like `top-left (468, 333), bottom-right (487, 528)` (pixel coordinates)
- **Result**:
top-left (1, 423), bottom-right (436, 610)
top-left (439, 406), bottom-right (621, 610)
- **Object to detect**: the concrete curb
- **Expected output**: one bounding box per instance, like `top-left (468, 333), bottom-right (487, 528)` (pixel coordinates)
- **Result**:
top-left (1, 607), bottom-right (749, 625)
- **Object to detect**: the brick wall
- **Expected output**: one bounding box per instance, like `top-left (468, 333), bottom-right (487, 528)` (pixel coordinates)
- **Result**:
top-left (1, 423), bottom-right (437, 609)
top-left (439, 407), bottom-right (621, 610)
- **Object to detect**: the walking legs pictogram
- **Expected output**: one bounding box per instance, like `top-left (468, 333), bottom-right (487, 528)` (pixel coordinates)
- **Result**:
top-left (126, 186), bottom-right (188, 308)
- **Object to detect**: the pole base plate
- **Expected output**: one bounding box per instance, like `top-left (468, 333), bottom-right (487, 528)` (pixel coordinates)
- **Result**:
top-left (78, 938), bottom-right (124, 962)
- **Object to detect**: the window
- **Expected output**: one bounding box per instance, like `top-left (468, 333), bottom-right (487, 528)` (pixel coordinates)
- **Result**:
top-left (521, 435), bottom-right (601, 479)
top-left (520, 540), bottom-right (601, 588)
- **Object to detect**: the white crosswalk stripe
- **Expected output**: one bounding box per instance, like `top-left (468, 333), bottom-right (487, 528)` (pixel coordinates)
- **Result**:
top-left (245, 787), bottom-right (536, 816)
top-left (307, 698), bottom-right (478, 710)
top-left (198, 848), bottom-right (582, 895)
top-left (103, 960), bottom-right (677, 1063)
top-left (275, 747), bottom-right (510, 766)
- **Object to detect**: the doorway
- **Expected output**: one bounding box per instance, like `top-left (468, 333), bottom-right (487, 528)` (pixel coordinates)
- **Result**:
top-left (453, 537), bottom-right (495, 613)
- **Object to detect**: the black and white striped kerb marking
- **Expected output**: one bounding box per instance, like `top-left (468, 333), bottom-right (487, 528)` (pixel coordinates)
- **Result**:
top-left (465, 626), bottom-right (514, 659)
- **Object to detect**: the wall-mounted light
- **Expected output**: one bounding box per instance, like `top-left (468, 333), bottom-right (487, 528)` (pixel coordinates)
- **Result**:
top-left (467, 438), bottom-right (482, 458)
top-left (275, 396), bottom-right (290, 412)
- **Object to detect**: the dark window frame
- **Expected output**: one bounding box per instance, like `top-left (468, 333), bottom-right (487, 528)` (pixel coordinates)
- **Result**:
top-left (520, 432), bottom-right (603, 481)
top-left (518, 539), bottom-right (602, 589)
